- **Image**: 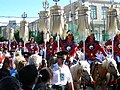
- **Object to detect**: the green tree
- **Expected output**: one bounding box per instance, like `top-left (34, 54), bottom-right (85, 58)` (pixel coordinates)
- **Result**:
top-left (14, 30), bottom-right (20, 43)
top-left (35, 31), bottom-right (44, 44)
top-left (0, 34), bottom-right (4, 41)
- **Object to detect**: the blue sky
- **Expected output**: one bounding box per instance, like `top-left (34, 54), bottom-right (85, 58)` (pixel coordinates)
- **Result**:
top-left (0, 0), bottom-right (119, 24)
top-left (0, 0), bottom-right (75, 20)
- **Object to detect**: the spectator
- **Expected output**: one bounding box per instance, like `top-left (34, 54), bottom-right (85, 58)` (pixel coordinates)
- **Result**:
top-left (0, 76), bottom-right (21, 90)
top-left (34, 67), bottom-right (53, 90)
top-left (18, 65), bottom-right (38, 90)
top-left (0, 68), bottom-right (10, 80)
top-left (28, 54), bottom-right (42, 70)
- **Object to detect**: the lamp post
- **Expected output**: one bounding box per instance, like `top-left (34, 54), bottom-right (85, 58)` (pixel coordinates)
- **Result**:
top-left (20, 12), bottom-right (27, 52)
top-left (40, 0), bottom-right (49, 59)
top-left (21, 12), bottom-right (27, 21)
top-left (53, 0), bottom-right (60, 5)
top-left (43, 0), bottom-right (49, 11)
top-left (53, 0), bottom-right (61, 52)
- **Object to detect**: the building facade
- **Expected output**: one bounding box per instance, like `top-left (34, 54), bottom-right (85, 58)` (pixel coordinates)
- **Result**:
top-left (64, 0), bottom-right (120, 42)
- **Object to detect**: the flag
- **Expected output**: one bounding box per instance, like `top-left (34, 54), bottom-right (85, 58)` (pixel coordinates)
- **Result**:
top-left (106, 8), bottom-right (118, 35)
top-left (50, 5), bottom-right (64, 36)
top-left (77, 6), bottom-right (90, 40)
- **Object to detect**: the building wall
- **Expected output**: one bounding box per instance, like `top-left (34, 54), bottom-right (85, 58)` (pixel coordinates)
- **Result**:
top-left (63, 0), bottom-right (120, 42)
top-left (0, 26), bottom-right (7, 39)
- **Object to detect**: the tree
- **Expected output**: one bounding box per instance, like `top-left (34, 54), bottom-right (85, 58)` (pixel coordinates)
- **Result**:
top-left (0, 34), bottom-right (4, 41)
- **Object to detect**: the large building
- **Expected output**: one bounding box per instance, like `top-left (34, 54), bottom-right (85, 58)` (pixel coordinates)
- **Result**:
top-left (29, 0), bottom-right (120, 43)
top-left (64, 0), bottom-right (120, 42)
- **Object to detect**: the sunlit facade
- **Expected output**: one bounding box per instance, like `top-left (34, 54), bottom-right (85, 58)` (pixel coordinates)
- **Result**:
top-left (64, 0), bottom-right (120, 42)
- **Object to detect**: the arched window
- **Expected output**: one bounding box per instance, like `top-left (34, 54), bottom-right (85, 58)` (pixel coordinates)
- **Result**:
top-left (75, 7), bottom-right (79, 20)
top-left (101, 6), bottom-right (108, 19)
top-left (90, 5), bottom-right (97, 19)
top-left (69, 11), bottom-right (72, 21)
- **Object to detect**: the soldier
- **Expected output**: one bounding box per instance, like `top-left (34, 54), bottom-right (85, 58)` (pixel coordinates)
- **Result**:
top-left (10, 39), bottom-right (18, 52)
top-left (60, 30), bottom-right (78, 65)
top-left (114, 32), bottom-right (120, 64)
top-left (46, 36), bottom-right (57, 62)
top-left (105, 39), bottom-right (112, 56)
top-left (85, 33), bottom-right (107, 64)
top-left (25, 37), bottom-right (39, 55)
top-left (105, 31), bottom-right (120, 63)
top-left (18, 38), bottom-right (25, 52)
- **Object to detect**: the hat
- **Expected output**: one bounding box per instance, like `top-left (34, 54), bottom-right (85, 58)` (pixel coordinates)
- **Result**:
top-left (23, 52), bottom-right (31, 58)
top-left (56, 51), bottom-right (68, 58)
top-left (66, 30), bottom-right (73, 36)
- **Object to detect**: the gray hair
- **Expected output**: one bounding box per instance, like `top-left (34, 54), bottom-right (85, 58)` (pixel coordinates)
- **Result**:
top-left (28, 54), bottom-right (42, 69)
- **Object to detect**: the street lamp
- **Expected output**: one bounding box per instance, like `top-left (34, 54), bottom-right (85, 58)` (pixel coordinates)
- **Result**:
top-left (21, 12), bottom-right (27, 20)
top-left (42, 0), bottom-right (49, 11)
top-left (53, 0), bottom-right (60, 5)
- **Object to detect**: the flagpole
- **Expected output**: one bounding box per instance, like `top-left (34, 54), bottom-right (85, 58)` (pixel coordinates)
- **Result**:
top-left (52, 0), bottom-right (61, 52)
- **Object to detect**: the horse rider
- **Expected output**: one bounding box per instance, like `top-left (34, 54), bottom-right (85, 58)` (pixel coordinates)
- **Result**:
top-left (60, 30), bottom-right (78, 66)
top-left (25, 37), bottom-right (39, 55)
top-left (85, 33), bottom-right (107, 65)
top-left (51, 51), bottom-right (74, 90)
top-left (105, 39), bottom-right (112, 57)
top-left (104, 32), bottom-right (120, 64)
top-left (114, 32), bottom-right (120, 64)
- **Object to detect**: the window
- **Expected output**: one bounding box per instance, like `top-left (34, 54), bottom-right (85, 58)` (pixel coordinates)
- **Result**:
top-left (101, 6), bottom-right (109, 19)
top-left (90, 5), bottom-right (97, 19)
top-left (63, 13), bottom-right (67, 22)
top-left (69, 11), bottom-right (72, 21)
top-left (75, 7), bottom-right (79, 20)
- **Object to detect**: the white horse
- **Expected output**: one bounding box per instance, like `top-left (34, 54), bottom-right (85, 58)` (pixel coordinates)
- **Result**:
top-left (91, 57), bottom-right (120, 90)
top-left (70, 60), bottom-right (94, 90)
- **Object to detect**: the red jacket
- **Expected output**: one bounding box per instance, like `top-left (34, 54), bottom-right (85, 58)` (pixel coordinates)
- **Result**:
top-left (10, 41), bottom-right (18, 52)
top-left (85, 40), bottom-right (107, 60)
top-left (46, 41), bottom-right (57, 56)
top-left (114, 35), bottom-right (120, 56)
top-left (104, 36), bottom-right (120, 56)
top-left (25, 42), bottom-right (39, 55)
top-left (60, 40), bottom-right (78, 60)
top-left (0, 55), bottom-right (5, 63)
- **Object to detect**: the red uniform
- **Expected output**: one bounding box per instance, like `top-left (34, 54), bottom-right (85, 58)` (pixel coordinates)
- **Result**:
top-left (114, 34), bottom-right (120, 56)
top-left (104, 35), bottom-right (120, 58)
top-left (0, 54), bottom-right (5, 64)
top-left (85, 34), bottom-right (107, 60)
top-left (25, 42), bottom-right (39, 55)
top-left (60, 33), bottom-right (78, 61)
top-left (46, 38), bottom-right (57, 60)
top-left (10, 41), bottom-right (18, 52)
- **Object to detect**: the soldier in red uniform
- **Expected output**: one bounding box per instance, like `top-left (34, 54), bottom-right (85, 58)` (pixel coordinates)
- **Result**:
top-left (105, 39), bottom-right (112, 56)
top-left (85, 33), bottom-right (107, 64)
top-left (60, 30), bottom-right (78, 65)
top-left (46, 36), bottom-right (57, 61)
top-left (25, 37), bottom-right (39, 55)
top-left (104, 32), bottom-right (120, 63)
top-left (19, 38), bottom-right (24, 50)
top-left (10, 40), bottom-right (18, 52)
top-left (114, 32), bottom-right (120, 63)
